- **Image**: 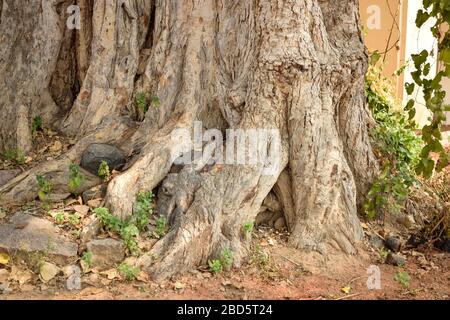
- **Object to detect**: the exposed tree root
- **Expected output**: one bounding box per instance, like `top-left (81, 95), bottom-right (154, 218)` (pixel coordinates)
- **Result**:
top-left (0, 0), bottom-right (379, 281)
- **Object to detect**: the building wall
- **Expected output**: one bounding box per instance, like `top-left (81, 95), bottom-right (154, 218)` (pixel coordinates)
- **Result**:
top-left (359, 0), bottom-right (407, 98)
top-left (359, 0), bottom-right (448, 128)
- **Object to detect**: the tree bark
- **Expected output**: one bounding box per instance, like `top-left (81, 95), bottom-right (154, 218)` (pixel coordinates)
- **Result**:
top-left (0, 0), bottom-right (378, 280)
top-left (0, 0), bottom-right (69, 153)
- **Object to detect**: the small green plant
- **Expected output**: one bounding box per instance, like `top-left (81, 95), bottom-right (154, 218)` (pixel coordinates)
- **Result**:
top-left (2, 150), bottom-right (16, 161)
top-left (68, 164), bottom-right (85, 193)
top-left (135, 92), bottom-right (148, 113)
top-left (94, 207), bottom-right (123, 232)
top-left (120, 224), bottom-right (140, 255)
top-left (68, 213), bottom-right (81, 226)
top-left (250, 245), bottom-right (270, 268)
top-left (364, 52), bottom-right (422, 219)
top-left (242, 221), bottom-right (254, 240)
top-left (36, 175), bottom-right (52, 205)
top-left (379, 248), bottom-right (389, 263)
top-left (31, 115), bottom-right (43, 137)
top-left (97, 160), bottom-right (110, 181)
top-left (71, 229), bottom-right (81, 238)
top-left (131, 191), bottom-right (154, 231)
top-left (81, 251), bottom-right (93, 267)
top-left (220, 247), bottom-right (234, 271)
top-left (94, 207), bottom-right (141, 256)
top-left (55, 212), bottom-right (65, 224)
top-left (208, 259), bottom-right (223, 274)
top-left (117, 263), bottom-right (140, 281)
top-left (394, 271), bottom-right (411, 289)
top-left (150, 96), bottom-right (160, 108)
top-left (15, 149), bottom-right (26, 165)
top-left (36, 175), bottom-right (51, 202)
top-left (154, 215), bottom-right (167, 238)
top-left (2, 149), bottom-right (26, 165)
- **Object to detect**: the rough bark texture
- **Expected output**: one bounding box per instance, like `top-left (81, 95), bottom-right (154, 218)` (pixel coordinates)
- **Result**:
top-left (0, 0), bottom-right (378, 280)
top-left (0, 0), bottom-right (69, 153)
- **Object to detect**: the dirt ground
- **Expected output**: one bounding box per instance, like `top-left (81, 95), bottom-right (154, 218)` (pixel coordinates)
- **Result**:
top-left (1, 134), bottom-right (449, 300)
top-left (2, 227), bottom-right (449, 300)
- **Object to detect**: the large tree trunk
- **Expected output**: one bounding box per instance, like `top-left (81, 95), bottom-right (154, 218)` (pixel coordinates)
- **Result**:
top-left (0, 0), bottom-right (378, 280)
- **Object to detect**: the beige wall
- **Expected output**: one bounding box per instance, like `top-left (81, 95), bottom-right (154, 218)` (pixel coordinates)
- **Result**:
top-left (360, 0), bottom-right (407, 98)
top-left (439, 24), bottom-right (450, 128)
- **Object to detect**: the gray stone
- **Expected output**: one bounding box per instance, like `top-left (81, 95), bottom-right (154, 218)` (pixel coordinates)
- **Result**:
top-left (63, 265), bottom-right (81, 291)
top-left (81, 144), bottom-right (126, 175)
top-left (386, 252), bottom-right (406, 266)
top-left (0, 169), bottom-right (20, 187)
top-left (255, 210), bottom-right (274, 226)
top-left (86, 238), bottom-right (125, 270)
top-left (274, 217), bottom-right (286, 231)
top-left (0, 283), bottom-right (12, 295)
top-left (269, 211), bottom-right (283, 227)
top-left (82, 185), bottom-right (106, 204)
top-left (0, 213), bottom-right (78, 264)
top-left (369, 234), bottom-right (385, 249)
top-left (385, 236), bottom-right (403, 252)
top-left (80, 216), bottom-right (101, 243)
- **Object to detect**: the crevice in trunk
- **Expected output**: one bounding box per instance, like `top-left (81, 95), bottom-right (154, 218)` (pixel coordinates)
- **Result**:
top-left (0, 0), bottom-right (3, 24)
top-left (49, 1), bottom-right (79, 120)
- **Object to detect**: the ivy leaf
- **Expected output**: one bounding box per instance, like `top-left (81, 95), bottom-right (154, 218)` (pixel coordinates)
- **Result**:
top-left (420, 157), bottom-right (435, 178)
top-left (423, 63), bottom-right (431, 76)
top-left (411, 70), bottom-right (422, 85)
top-left (415, 10), bottom-right (430, 28)
top-left (405, 83), bottom-right (415, 95)
top-left (412, 50), bottom-right (428, 69)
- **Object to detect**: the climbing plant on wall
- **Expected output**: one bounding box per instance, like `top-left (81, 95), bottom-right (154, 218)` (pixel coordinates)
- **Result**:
top-left (405, 0), bottom-right (450, 178)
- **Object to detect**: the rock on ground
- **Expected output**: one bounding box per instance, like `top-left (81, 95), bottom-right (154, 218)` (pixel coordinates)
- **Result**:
top-left (82, 185), bottom-right (107, 204)
top-left (274, 217), bottom-right (286, 231)
top-left (0, 213), bottom-right (78, 264)
top-left (0, 169), bottom-right (21, 187)
top-left (80, 144), bottom-right (126, 175)
top-left (80, 216), bottom-right (101, 243)
top-left (86, 238), bottom-right (125, 270)
top-left (62, 265), bottom-right (82, 291)
top-left (369, 234), bottom-right (385, 249)
top-left (39, 262), bottom-right (60, 283)
top-left (386, 252), bottom-right (406, 266)
top-left (385, 236), bottom-right (403, 252)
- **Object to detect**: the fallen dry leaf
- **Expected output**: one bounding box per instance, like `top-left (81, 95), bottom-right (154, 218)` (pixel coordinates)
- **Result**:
top-left (87, 199), bottom-right (102, 208)
top-left (10, 266), bottom-right (33, 285)
top-left (80, 260), bottom-right (91, 274)
top-left (101, 269), bottom-right (120, 280)
top-left (0, 269), bottom-right (10, 283)
top-left (174, 281), bottom-right (186, 290)
top-left (72, 205), bottom-right (90, 216)
top-left (137, 271), bottom-right (149, 283)
top-left (0, 252), bottom-right (10, 265)
top-left (341, 286), bottom-right (351, 294)
top-left (49, 140), bottom-right (63, 152)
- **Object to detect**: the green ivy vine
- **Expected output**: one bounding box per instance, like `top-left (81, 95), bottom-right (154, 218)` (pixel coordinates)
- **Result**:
top-left (405, 0), bottom-right (450, 178)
